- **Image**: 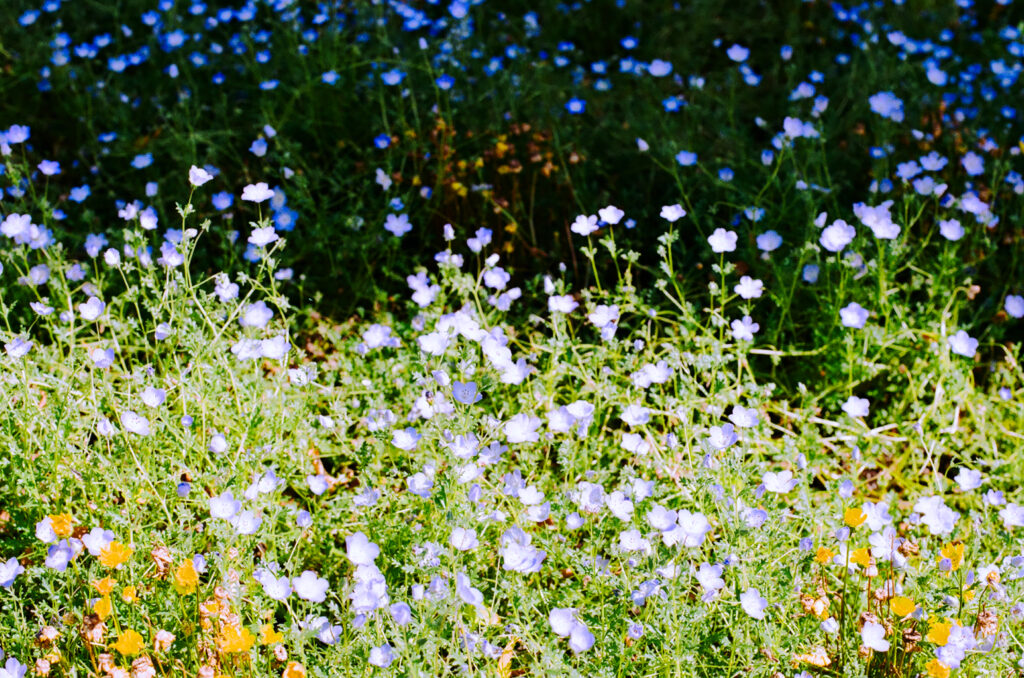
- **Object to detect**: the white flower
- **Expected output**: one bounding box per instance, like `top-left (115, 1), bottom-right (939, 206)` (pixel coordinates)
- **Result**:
top-left (188, 165), bottom-right (213, 187)
top-left (948, 330), bottom-right (978, 358)
top-left (241, 182), bottom-right (274, 203)
top-left (570, 214), bottom-right (599, 236)
top-left (860, 621), bottom-right (890, 652)
top-left (740, 588), bottom-right (769, 619)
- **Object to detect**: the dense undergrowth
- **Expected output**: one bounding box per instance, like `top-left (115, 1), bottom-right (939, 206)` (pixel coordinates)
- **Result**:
top-left (1, 0), bottom-right (1024, 677)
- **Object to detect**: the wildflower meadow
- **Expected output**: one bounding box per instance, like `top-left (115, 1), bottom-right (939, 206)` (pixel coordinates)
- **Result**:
top-left (1, 0), bottom-right (1024, 677)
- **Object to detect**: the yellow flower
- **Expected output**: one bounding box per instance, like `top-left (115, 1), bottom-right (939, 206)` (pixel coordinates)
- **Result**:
top-left (926, 619), bottom-right (952, 646)
top-left (890, 596), bottom-right (915, 617)
top-left (173, 559), bottom-right (199, 594)
top-left (282, 662), bottom-right (306, 678)
top-left (99, 541), bottom-right (133, 569)
top-left (93, 595), bottom-right (113, 620)
top-left (49, 513), bottom-right (74, 538)
top-left (844, 507), bottom-right (866, 528)
top-left (121, 585), bottom-right (138, 604)
top-left (939, 542), bottom-right (964, 573)
top-left (814, 547), bottom-right (834, 564)
top-left (217, 623), bottom-right (255, 654)
top-left (112, 629), bottom-right (145, 656)
top-left (92, 577), bottom-right (116, 595)
top-left (850, 547), bottom-right (871, 568)
top-left (260, 624), bottom-right (284, 646)
top-left (794, 647), bottom-right (831, 667)
top-left (926, 658), bottom-right (951, 678)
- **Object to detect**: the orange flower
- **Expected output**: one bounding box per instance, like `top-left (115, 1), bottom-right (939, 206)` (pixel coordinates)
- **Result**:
top-left (260, 624), bottom-right (284, 646)
top-left (938, 542), bottom-right (964, 573)
top-left (843, 507), bottom-right (866, 528)
top-left (850, 547), bottom-right (871, 568)
top-left (49, 513), bottom-right (74, 538)
top-left (174, 559), bottom-right (199, 594)
top-left (794, 647), bottom-right (831, 667)
top-left (890, 596), bottom-right (915, 617)
top-left (282, 662), bottom-right (306, 678)
top-left (814, 547), bottom-right (834, 564)
top-left (926, 619), bottom-right (952, 646)
top-left (92, 577), bottom-right (116, 595)
top-left (112, 629), bottom-right (145, 656)
top-left (925, 658), bottom-right (950, 678)
top-left (93, 595), bottom-right (113, 620)
top-left (99, 542), bottom-right (133, 569)
top-left (217, 623), bottom-right (255, 654)
top-left (121, 585), bottom-right (138, 604)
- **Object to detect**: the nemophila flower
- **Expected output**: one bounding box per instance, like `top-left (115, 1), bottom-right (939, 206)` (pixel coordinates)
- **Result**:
top-left (4, 337), bottom-right (32, 359)
top-left (667, 509), bottom-right (712, 548)
top-left (505, 413), bottom-right (542, 443)
top-left (37, 159), bottom-right (60, 176)
top-left (756, 230), bottom-right (782, 252)
top-left (948, 330), bottom-right (978, 358)
top-left (232, 510), bottom-right (262, 535)
top-left (293, 570), bottom-right (329, 602)
top-left (46, 539), bottom-right (76, 571)
top-left (78, 296), bottom-right (106, 321)
top-left (696, 562), bottom-right (725, 601)
top-left (0, 557), bottom-right (25, 588)
top-left (188, 165), bottom-right (213, 187)
top-left (719, 167), bottom-right (734, 182)
top-left (369, 644), bottom-right (395, 668)
top-left (407, 471), bottom-right (433, 498)
top-left (675, 150), bottom-right (698, 166)
top-left (131, 153), bottom-right (153, 170)
top-left (734, 276), bottom-right (763, 299)
top-left (258, 569), bottom-right (294, 602)
top-left (1006, 295), bottom-right (1024, 318)
top-left (392, 427), bottom-right (421, 450)
top-left (571, 214), bottom-right (598, 236)
top-left (954, 468), bottom-right (983, 491)
top-left (961, 151), bottom-right (984, 177)
top-left (120, 410), bottom-right (151, 436)
top-left (708, 228), bottom-right (737, 253)
top-left (841, 396), bottom-right (869, 418)
top-left (868, 91), bottom-right (904, 122)
top-left (240, 301), bottom-right (274, 328)
top-left (914, 496), bottom-right (960, 535)
top-left (730, 315), bottom-right (759, 341)
top-left (565, 97), bottom-right (586, 114)
top-left (212, 191), bottom-right (234, 210)
top-left (763, 470), bottom-right (797, 494)
top-left (839, 302), bottom-right (869, 328)
top-left (548, 294), bottom-right (578, 314)
top-left (384, 213), bottom-right (412, 237)
top-left (740, 588), bottom-right (769, 619)
top-left (938, 218), bottom-right (964, 241)
top-left (598, 205), bottom-right (624, 225)
top-left (727, 44), bottom-right (749, 62)
top-left (706, 424), bottom-right (737, 450)
top-left (209, 490), bottom-right (240, 520)
top-left (452, 381), bottom-right (482, 405)
top-left (660, 204), bottom-right (686, 222)
top-left (549, 608), bottom-right (594, 654)
top-left (346, 532), bottom-right (380, 566)
top-left (242, 182), bottom-right (274, 203)
top-left (861, 621), bottom-right (889, 652)
top-left (500, 527), bottom-right (545, 573)
top-left (140, 386), bottom-right (166, 408)
top-left (999, 503), bottom-right (1024, 528)
top-left (854, 201), bottom-right (900, 239)
top-left (248, 226), bottom-right (278, 247)
top-left (729, 405), bottom-right (759, 428)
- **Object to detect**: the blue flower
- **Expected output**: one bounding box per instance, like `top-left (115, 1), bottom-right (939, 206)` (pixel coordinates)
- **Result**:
top-left (565, 97), bottom-right (586, 114)
top-left (675, 150), bottom-right (698, 167)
